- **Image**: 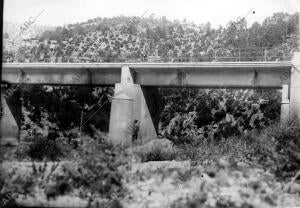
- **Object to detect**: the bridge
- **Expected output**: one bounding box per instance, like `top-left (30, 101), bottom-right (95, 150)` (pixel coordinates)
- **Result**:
top-left (2, 62), bottom-right (292, 87)
top-left (1, 58), bottom-right (300, 146)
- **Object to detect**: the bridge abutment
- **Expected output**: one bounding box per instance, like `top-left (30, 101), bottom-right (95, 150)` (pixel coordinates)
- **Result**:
top-left (108, 66), bottom-right (158, 146)
top-left (0, 85), bottom-right (21, 146)
top-left (290, 52), bottom-right (300, 123)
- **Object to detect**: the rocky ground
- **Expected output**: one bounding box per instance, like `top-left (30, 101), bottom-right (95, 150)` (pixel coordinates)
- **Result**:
top-left (1, 132), bottom-right (300, 208)
top-left (2, 159), bottom-right (300, 208)
top-left (121, 160), bottom-right (300, 208)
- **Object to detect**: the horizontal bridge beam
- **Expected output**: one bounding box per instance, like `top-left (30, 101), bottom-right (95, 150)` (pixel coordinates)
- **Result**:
top-left (2, 62), bottom-right (292, 88)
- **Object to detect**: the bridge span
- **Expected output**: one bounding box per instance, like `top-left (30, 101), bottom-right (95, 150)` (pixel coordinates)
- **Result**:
top-left (1, 59), bottom-right (300, 146)
top-left (2, 62), bottom-right (292, 88)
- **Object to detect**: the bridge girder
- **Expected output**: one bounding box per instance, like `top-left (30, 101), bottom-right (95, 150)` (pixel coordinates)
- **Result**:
top-left (2, 62), bottom-right (292, 88)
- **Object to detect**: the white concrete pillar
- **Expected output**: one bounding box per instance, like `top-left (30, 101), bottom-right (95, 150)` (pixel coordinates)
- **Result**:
top-left (108, 65), bottom-right (135, 145)
top-left (108, 91), bottom-right (134, 146)
top-left (280, 84), bottom-right (290, 123)
top-left (290, 12), bottom-right (300, 123)
top-left (108, 66), bottom-right (158, 146)
top-left (290, 52), bottom-right (300, 123)
top-left (0, 87), bottom-right (20, 145)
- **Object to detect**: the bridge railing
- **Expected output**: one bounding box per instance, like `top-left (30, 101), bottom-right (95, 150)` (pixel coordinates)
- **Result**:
top-left (2, 47), bottom-right (295, 63)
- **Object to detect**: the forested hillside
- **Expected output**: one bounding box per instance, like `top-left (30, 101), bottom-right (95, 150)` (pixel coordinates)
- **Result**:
top-left (3, 12), bottom-right (299, 62)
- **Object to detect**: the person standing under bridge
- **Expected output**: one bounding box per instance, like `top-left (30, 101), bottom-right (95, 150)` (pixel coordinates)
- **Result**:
top-left (132, 119), bottom-right (140, 144)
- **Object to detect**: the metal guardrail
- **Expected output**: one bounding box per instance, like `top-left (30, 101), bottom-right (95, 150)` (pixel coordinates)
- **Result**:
top-left (2, 47), bottom-right (295, 63)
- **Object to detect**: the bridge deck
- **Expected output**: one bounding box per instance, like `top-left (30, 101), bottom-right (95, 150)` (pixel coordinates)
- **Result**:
top-left (2, 62), bottom-right (292, 88)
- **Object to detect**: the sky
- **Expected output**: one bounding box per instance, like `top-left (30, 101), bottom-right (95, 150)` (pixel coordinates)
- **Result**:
top-left (3, 0), bottom-right (300, 28)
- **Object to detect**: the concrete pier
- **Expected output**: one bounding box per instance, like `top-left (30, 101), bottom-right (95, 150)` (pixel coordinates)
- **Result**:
top-left (108, 66), bottom-right (159, 145)
top-left (289, 13), bottom-right (300, 123)
top-left (290, 52), bottom-right (300, 122)
top-left (0, 86), bottom-right (21, 145)
top-left (280, 84), bottom-right (290, 124)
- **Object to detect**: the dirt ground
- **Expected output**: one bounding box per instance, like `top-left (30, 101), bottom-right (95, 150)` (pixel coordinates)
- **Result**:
top-left (2, 160), bottom-right (300, 208)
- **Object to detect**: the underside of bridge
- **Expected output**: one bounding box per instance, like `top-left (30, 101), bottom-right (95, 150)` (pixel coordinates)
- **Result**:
top-left (1, 59), bottom-right (300, 146)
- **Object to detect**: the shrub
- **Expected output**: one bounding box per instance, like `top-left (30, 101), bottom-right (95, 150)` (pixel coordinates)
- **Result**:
top-left (133, 139), bottom-right (176, 162)
top-left (14, 144), bottom-right (30, 160)
top-left (27, 135), bottom-right (64, 161)
top-left (174, 136), bottom-right (257, 165)
top-left (0, 137), bottom-right (127, 206)
top-left (160, 89), bottom-right (281, 144)
top-left (61, 137), bottom-right (126, 200)
top-left (142, 146), bottom-right (175, 162)
top-left (269, 121), bottom-right (300, 179)
top-left (22, 86), bottom-right (113, 133)
top-left (172, 120), bottom-right (300, 180)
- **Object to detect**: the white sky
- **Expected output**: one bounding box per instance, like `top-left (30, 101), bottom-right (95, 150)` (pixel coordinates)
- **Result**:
top-left (3, 0), bottom-right (300, 28)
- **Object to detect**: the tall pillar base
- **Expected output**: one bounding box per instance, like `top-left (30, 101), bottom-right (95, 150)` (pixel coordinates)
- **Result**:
top-left (108, 85), bottom-right (134, 146)
top-left (290, 52), bottom-right (300, 123)
top-left (280, 84), bottom-right (290, 124)
top-left (0, 86), bottom-right (21, 146)
top-left (108, 83), bottom-right (159, 146)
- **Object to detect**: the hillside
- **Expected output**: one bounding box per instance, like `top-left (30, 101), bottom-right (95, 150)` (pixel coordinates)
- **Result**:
top-left (3, 12), bottom-right (299, 63)
top-left (3, 21), bottom-right (55, 57)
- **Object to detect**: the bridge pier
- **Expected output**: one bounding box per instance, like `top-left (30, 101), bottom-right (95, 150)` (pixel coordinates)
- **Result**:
top-left (280, 84), bottom-right (290, 124)
top-left (108, 66), bottom-right (159, 146)
top-left (290, 52), bottom-right (300, 123)
top-left (0, 85), bottom-right (21, 146)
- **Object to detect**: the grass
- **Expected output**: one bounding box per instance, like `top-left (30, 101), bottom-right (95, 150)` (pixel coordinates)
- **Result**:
top-left (134, 121), bottom-right (300, 181)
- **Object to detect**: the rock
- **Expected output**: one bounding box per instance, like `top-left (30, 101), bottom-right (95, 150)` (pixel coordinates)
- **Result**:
top-left (218, 158), bottom-right (230, 169)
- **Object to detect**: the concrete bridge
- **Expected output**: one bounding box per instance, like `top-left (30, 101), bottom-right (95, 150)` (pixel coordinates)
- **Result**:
top-left (1, 55), bottom-right (300, 146)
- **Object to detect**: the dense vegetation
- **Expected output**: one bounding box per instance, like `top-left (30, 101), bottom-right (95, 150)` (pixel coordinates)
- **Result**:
top-left (159, 89), bottom-right (281, 144)
top-left (0, 137), bottom-right (128, 207)
top-left (3, 12), bottom-right (298, 62)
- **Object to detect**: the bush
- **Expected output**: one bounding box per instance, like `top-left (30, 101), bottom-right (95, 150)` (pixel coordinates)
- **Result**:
top-left (174, 135), bottom-right (260, 165)
top-left (172, 120), bottom-right (300, 180)
top-left (160, 89), bottom-right (281, 144)
top-left (14, 144), bottom-right (30, 160)
top-left (269, 121), bottom-right (300, 179)
top-left (22, 86), bottom-right (113, 133)
top-left (61, 137), bottom-right (126, 200)
top-left (133, 139), bottom-right (176, 162)
top-left (27, 135), bottom-right (64, 161)
top-left (142, 146), bottom-right (175, 162)
top-left (0, 137), bottom-right (127, 206)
